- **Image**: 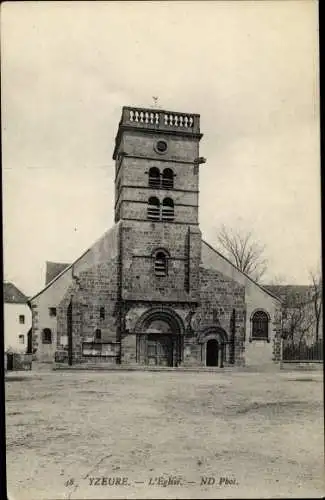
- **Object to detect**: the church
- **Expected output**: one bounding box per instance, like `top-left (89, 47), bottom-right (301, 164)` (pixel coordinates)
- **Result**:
top-left (28, 106), bottom-right (283, 369)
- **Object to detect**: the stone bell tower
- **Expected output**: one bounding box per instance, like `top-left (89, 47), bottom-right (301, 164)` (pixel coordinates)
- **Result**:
top-left (112, 106), bottom-right (204, 365)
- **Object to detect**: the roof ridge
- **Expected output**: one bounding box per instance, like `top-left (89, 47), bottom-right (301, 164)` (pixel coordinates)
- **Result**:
top-left (29, 222), bottom-right (121, 302)
top-left (202, 239), bottom-right (282, 302)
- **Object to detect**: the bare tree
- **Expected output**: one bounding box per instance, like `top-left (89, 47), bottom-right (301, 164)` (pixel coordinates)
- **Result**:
top-left (267, 270), bottom-right (322, 353)
top-left (282, 297), bottom-right (314, 347)
top-left (279, 271), bottom-right (322, 346)
top-left (216, 224), bottom-right (268, 282)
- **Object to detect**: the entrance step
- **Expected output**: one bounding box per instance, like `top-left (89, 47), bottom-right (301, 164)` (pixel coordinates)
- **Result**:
top-left (53, 363), bottom-right (246, 372)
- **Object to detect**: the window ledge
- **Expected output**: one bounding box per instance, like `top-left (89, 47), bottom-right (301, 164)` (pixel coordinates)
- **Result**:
top-left (249, 337), bottom-right (270, 343)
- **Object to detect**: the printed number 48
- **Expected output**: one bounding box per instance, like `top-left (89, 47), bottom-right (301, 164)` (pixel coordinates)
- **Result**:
top-left (64, 478), bottom-right (75, 487)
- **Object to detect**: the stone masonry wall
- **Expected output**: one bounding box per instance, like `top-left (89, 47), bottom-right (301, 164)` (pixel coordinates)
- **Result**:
top-left (115, 131), bottom-right (200, 225)
top-left (119, 131), bottom-right (199, 170)
top-left (31, 223), bottom-right (120, 362)
top-left (119, 267), bottom-right (246, 367)
top-left (56, 259), bottom-right (119, 364)
top-left (272, 306), bottom-right (283, 363)
top-left (189, 266), bottom-right (246, 366)
top-left (120, 220), bottom-right (201, 303)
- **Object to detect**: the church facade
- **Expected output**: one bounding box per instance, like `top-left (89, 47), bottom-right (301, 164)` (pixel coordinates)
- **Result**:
top-left (29, 106), bottom-right (282, 368)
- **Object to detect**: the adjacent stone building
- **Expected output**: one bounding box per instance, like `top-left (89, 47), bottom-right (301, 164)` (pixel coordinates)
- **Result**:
top-left (28, 106), bottom-right (282, 368)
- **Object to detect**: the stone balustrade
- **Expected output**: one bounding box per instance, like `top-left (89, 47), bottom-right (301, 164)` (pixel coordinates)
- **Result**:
top-left (121, 106), bottom-right (200, 133)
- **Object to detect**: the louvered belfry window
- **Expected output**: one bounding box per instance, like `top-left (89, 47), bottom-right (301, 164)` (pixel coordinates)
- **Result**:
top-left (147, 197), bottom-right (160, 221)
top-left (148, 167), bottom-right (161, 188)
top-left (161, 168), bottom-right (174, 189)
top-left (148, 167), bottom-right (174, 189)
top-left (154, 251), bottom-right (168, 277)
top-left (161, 198), bottom-right (174, 221)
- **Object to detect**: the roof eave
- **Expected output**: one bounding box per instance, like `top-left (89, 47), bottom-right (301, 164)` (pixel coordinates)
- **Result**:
top-left (202, 240), bottom-right (282, 303)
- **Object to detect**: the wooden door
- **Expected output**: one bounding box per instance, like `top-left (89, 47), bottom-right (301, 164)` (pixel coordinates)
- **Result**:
top-left (147, 335), bottom-right (173, 366)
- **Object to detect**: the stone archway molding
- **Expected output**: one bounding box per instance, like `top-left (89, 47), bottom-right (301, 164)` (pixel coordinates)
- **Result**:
top-left (197, 326), bottom-right (228, 344)
top-left (249, 308), bottom-right (270, 343)
top-left (134, 306), bottom-right (185, 335)
top-left (249, 308), bottom-right (271, 322)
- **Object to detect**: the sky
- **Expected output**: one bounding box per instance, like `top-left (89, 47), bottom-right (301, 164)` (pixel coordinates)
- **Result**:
top-left (1, 0), bottom-right (321, 296)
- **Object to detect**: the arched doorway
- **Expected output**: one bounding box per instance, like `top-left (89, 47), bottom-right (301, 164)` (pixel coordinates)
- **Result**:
top-left (206, 338), bottom-right (219, 366)
top-left (135, 308), bottom-right (184, 367)
top-left (199, 327), bottom-right (228, 368)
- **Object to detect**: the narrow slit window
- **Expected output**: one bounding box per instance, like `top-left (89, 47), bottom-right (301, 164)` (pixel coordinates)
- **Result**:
top-left (147, 197), bottom-right (160, 221)
top-left (154, 251), bottom-right (168, 277)
top-left (161, 198), bottom-right (174, 221)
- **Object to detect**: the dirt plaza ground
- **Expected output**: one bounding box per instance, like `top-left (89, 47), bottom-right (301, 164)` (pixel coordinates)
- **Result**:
top-left (5, 367), bottom-right (324, 499)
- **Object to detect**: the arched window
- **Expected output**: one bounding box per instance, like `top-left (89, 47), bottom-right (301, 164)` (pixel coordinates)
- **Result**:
top-left (162, 168), bottom-right (174, 189)
top-left (100, 307), bottom-right (105, 320)
top-left (154, 251), bottom-right (168, 277)
top-left (251, 311), bottom-right (269, 340)
top-left (161, 198), bottom-right (174, 221)
top-left (42, 328), bottom-right (52, 344)
top-left (148, 167), bottom-right (161, 188)
top-left (147, 197), bottom-right (160, 221)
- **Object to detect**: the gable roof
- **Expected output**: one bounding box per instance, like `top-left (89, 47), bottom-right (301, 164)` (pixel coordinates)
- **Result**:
top-left (45, 261), bottom-right (70, 285)
top-left (202, 240), bottom-right (282, 302)
top-left (263, 285), bottom-right (312, 307)
top-left (28, 251), bottom-right (88, 303)
top-left (29, 223), bottom-right (121, 303)
top-left (4, 282), bottom-right (28, 304)
top-left (29, 230), bottom-right (287, 305)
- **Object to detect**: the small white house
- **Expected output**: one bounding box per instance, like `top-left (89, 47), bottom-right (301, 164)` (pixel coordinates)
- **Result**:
top-left (4, 282), bottom-right (32, 353)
